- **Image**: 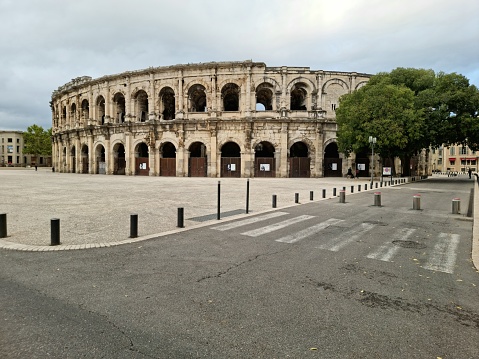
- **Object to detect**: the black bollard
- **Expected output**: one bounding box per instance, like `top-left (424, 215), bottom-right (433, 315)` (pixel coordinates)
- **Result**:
top-left (246, 179), bottom-right (250, 214)
top-left (365, 183), bottom-right (368, 191)
top-left (295, 193), bottom-right (299, 203)
top-left (339, 190), bottom-right (346, 203)
top-left (358, 184), bottom-right (361, 192)
top-left (272, 194), bottom-right (277, 208)
top-left (217, 181), bottom-right (221, 220)
top-left (322, 189), bottom-right (326, 198)
top-left (177, 208), bottom-right (184, 228)
top-left (0, 213), bottom-right (6, 238)
top-left (376, 183), bottom-right (378, 189)
top-left (130, 214), bottom-right (138, 238)
top-left (351, 185), bottom-right (354, 193)
top-left (333, 188), bottom-right (337, 196)
top-left (51, 218), bottom-right (60, 246)
top-left (310, 191), bottom-right (314, 201)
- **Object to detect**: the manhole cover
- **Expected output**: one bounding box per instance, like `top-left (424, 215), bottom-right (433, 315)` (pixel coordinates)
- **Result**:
top-left (392, 240), bottom-right (426, 249)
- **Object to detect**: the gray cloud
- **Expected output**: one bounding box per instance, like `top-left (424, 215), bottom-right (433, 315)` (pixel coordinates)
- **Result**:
top-left (0, 0), bottom-right (477, 130)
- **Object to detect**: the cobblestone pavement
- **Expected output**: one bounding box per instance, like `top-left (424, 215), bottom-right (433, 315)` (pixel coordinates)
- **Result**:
top-left (1, 167), bottom-right (405, 249)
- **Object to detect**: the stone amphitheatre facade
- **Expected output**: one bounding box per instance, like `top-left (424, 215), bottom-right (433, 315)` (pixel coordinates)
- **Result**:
top-left (51, 60), bottom-right (370, 177)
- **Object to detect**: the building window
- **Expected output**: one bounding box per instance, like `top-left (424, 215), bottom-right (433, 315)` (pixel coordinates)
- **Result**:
top-left (7, 138), bottom-right (12, 143)
top-left (16, 138), bottom-right (20, 143)
top-left (450, 160), bottom-right (456, 166)
top-left (461, 159), bottom-right (466, 166)
top-left (461, 147), bottom-right (467, 155)
top-left (449, 147), bottom-right (455, 156)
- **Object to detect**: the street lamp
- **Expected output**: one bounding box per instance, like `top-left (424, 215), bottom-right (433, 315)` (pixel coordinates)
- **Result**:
top-left (369, 136), bottom-right (376, 185)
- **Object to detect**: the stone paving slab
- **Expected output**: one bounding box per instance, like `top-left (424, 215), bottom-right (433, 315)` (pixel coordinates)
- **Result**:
top-left (1, 168), bottom-right (405, 250)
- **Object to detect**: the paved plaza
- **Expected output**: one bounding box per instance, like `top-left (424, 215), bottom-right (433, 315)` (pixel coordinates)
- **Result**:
top-left (0, 168), bottom-right (398, 249)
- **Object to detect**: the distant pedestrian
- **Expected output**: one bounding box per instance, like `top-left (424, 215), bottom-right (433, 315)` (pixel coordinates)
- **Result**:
top-left (35, 165), bottom-right (37, 171)
top-left (468, 168), bottom-right (472, 179)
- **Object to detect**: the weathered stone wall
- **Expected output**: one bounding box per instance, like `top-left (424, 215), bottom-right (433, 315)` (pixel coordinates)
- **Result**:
top-left (51, 61), bottom-right (370, 177)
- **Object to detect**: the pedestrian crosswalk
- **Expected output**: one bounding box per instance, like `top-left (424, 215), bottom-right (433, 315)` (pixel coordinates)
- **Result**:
top-left (210, 211), bottom-right (462, 275)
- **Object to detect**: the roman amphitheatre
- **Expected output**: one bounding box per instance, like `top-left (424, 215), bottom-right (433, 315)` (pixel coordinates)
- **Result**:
top-left (51, 60), bottom-right (370, 178)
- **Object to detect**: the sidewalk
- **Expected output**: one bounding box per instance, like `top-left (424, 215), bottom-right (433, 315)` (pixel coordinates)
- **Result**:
top-left (0, 168), bottom-right (402, 249)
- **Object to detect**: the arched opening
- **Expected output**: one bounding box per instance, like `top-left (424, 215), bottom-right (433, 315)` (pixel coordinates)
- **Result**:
top-left (95, 144), bottom-right (106, 174)
top-left (221, 141), bottom-right (241, 177)
top-left (81, 144), bottom-right (89, 174)
top-left (290, 84), bottom-right (308, 110)
top-left (222, 83), bottom-right (240, 111)
top-left (135, 90), bottom-right (149, 122)
top-left (113, 143), bottom-right (126, 175)
top-left (96, 96), bottom-right (105, 125)
top-left (135, 142), bottom-right (149, 175)
top-left (159, 87), bottom-right (175, 120)
top-left (62, 106), bottom-right (67, 127)
top-left (81, 100), bottom-right (89, 126)
top-left (289, 141), bottom-right (310, 177)
top-left (188, 84), bottom-right (207, 112)
top-left (323, 142), bottom-right (342, 177)
top-left (113, 93), bottom-right (126, 123)
top-left (70, 103), bottom-right (77, 126)
top-left (188, 141), bottom-right (207, 177)
top-left (355, 149), bottom-right (370, 179)
top-left (256, 83), bottom-right (274, 111)
top-left (71, 145), bottom-right (76, 173)
top-left (160, 142), bottom-right (176, 176)
top-left (255, 141), bottom-right (275, 177)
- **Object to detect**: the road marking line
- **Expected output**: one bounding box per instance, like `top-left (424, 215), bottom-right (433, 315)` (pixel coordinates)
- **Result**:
top-left (275, 218), bottom-right (344, 244)
top-left (211, 212), bottom-right (288, 231)
top-left (366, 228), bottom-right (416, 262)
top-left (317, 222), bottom-right (376, 252)
top-left (241, 215), bottom-right (315, 237)
top-left (423, 233), bottom-right (460, 274)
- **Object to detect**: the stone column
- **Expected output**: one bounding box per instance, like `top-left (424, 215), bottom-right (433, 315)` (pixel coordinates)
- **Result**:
top-left (88, 134), bottom-right (94, 174)
top-left (280, 122), bottom-right (289, 177)
top-left (125, 132), bottom-right (133, 175)
top-left (209, 126), bottom-right (218, 177)
top-left (75, 137), bottom-right (80, 173)
top-left (105, 137), bottom-right (111, 175)
top-left (314, 124), bottom-right (323, 177)
top-left (245, 66), bottom-right (251, 117)
top-left (126, 77), bottom-right (132, 121)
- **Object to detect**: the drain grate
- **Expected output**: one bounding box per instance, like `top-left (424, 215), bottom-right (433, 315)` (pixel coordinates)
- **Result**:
top-left (392, 240), bottom-right (426, 249)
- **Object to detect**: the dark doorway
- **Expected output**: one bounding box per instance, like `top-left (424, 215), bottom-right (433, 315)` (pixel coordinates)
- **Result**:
top-left (188, 142), bottom-right (206, 177)
top-left (135, 143), bottom-right (149, 176)
top-left (255, 141), bottom-right (275, 177)
top-left (289, 142), bottom-right (310, 177)
top-left (160, 142), bottom-right (176, 176)
top-left (221, 142), bottom-right (241, 177)
top-left (324, 143), bottom-right (342, 177)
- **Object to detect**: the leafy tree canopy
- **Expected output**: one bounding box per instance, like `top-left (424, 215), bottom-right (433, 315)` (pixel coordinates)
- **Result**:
top-left (23, 124), bottom-right (52, 156)
top-left (336, 68), bottom-right (479, 160)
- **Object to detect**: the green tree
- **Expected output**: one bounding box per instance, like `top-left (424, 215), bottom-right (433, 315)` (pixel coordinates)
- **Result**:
top-left (336, 68), bottom-right (479, 175)
top-left (23, 125), bottom-right (52, 157)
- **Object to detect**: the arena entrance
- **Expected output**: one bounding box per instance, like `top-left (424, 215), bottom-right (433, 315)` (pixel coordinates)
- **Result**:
top-left (160, 142), bottom-right (176, 176)
top-left (96, 145), bottom-right (106, 174)
top-left (324, 143), bottom-right (342, 177)
top-left (113, 144), bottom-right (126, 175)
top-left (355, 150), bottom-right (370, 178)
top-left (188, 142), bottom-right (207, 177)
top-left (81, 145), bottom-right (89, 174)
top-left (221, 142), bottom-right (241, 177)
top-left (135, 143), bottom-right (149, 176)
top-left (71, 146), bottom-right (76, 173)
top-left (254, 141), bottom-right (275, 177)
top-left (289, 141), bottom-right (310, 177)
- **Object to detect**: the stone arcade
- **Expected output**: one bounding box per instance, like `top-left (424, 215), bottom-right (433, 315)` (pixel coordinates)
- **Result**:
top-left (51, 61), bottom-right (371, 177)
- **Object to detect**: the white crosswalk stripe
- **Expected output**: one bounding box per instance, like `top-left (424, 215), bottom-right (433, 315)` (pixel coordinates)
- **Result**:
top-left (241, 215), bottom-right (315, 237)
top-left (423, 233), bottom-right (460, 274)
top-left (316, 222), bottom-right (376, 252)
top-left (275, 218), bottom-right (344, 244)
top-left (366, 228), bottom-right (416, 262)
top-left (211, 211), bottom-right (288, 231)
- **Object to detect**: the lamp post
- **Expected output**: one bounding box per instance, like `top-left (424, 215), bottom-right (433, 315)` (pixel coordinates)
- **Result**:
top-left (369, 136), bottom-right (376, 185)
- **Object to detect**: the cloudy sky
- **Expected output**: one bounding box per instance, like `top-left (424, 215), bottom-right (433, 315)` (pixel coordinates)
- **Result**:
top-left (0, 0), bottom-right (477, 131)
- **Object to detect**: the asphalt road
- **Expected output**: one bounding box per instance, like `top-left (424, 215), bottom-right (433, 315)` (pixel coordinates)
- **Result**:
top-left (1, 176), bottom-right (478, 358)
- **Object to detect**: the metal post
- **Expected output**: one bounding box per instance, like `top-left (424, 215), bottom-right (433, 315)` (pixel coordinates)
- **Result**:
top-left (0, 213), bottom-right (6, 238)
top-left (51, 218), bottom-right (60, 246)
top-left (452, 198), bottom-right (460, 214)
top-left (177, 208), bottom-right (184, 228)
top-left (310, 191), bottom-right (313, 201)
top-left (339, 190), bottom-right (346, 203)
top-left (375, 183), bottom-right (378, 189)
top-left (246, 179), bottom-right (250, 214)
top-left (365, 183), bottom-right (368, 191)
top-left (295, 193), bottom-right (299, 203)
top-left (333, 188), bottom-right (337, 196)
top-left (358, 185), bottom-right (361, 192)
top-left (322, 189), bottom-right (326, 198)
top-left (351, 185), bottom-right (354, 193)
top-left (272, 194), bottom-right (277, 208)
top-left (374, 192), bottom-right (381, 207)
top-left (413, 195), bottom-right (421, 210)
top-left (130, 214), bottom-right (138, 238)
top-left (217, 181), bottom-right (221, 220)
